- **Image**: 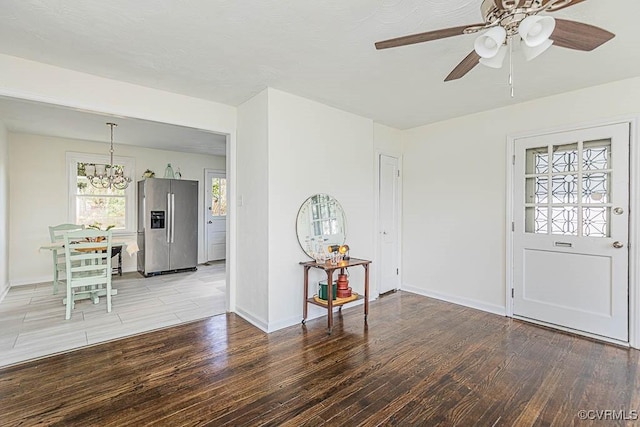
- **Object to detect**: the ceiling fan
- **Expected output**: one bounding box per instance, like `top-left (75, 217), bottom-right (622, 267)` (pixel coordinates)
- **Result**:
top-left (375, 0), bottom-right (615, 83)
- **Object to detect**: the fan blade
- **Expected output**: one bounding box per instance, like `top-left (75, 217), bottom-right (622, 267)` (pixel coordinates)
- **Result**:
top-left (543, 0), bottom-right (587, 12)
top-left (375, 24), bottom-right (483, 50)
top-left (550, 18), bottom-right (615, 51)
top-left (444, 51), bottom-right (481, 82)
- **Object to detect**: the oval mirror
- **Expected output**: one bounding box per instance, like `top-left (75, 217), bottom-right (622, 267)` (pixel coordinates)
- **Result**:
top-left (296, 194), bottom-right (347, 259)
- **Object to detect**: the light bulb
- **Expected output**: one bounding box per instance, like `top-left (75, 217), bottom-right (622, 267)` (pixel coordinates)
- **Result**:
top-left (529, 23), bottom-right (542, 37)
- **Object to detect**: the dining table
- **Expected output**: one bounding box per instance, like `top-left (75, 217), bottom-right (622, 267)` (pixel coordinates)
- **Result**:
top-left (39, 239), bottom-right (139, 305)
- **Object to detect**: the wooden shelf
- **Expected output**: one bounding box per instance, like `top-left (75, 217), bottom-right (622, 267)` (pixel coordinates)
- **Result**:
top-left (307, 294), bottom-right (363, 309)
top-left (301, 258), bottom-right (371, 334)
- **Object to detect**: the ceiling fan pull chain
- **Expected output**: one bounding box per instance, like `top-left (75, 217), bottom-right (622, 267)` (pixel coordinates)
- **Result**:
top-left (509, 37), bottom-right (515, 98)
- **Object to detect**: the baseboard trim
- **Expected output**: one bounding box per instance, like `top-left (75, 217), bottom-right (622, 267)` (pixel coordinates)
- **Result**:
top-left (402, 284), bottom-right (506, 317)
top-left (235, 306), bottom-right (269, 332)
top-left (9, 266), bottom-right (140, 288)
top-left (0, 283), bottom-right (9, 304)
top-left (9, 276), bottom-right (51, 287)
top-left (267, 315), bottom-right (304, 333)
top-left (268, 299), bottom-right (366, 332)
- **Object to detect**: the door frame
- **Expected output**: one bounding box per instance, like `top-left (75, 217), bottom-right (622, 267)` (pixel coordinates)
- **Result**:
top-left (203, 168), bottom-right (227, 263)
top-left (374, 151), bottom-right (403, 298)
top-left (506, 115), bottom-right (639, 348)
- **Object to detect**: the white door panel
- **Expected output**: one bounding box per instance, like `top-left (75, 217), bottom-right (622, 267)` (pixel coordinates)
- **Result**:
top-left (205, 170), bottom-right (227, 262)
top-left (513, 123), bottom-right (629, 342)
top-left (379, 155), bottom-right (400, 294)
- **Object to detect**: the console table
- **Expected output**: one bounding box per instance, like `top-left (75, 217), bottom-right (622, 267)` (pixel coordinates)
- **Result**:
top-left (300, 258), bottom-right (371, 334)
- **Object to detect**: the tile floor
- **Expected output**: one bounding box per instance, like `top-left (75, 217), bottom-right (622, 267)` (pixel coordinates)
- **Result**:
top-left (0, 261), bottom-right (226, 367)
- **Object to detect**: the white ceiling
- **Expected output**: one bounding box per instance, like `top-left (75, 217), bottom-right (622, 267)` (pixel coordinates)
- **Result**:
top-left (0, 0), bottom-right (639, 136)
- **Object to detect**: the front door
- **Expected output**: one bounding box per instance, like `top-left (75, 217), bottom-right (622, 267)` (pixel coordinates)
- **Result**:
top-left (205, 169), bottom-right (227, 261)
top-left (513, 123), bottom-right (630, 342)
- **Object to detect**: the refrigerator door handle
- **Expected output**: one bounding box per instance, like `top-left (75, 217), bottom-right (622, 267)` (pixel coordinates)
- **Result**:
top-left (167, 193), bottom-right (171, 243)
top-left (171, 193), bottom-right (176, 243)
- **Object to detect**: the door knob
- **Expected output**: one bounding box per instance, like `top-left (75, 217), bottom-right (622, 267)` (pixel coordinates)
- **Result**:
top-left (208, 220), bottom-right (213, 224)
top-left (613, 241), bottom-right (624, 249)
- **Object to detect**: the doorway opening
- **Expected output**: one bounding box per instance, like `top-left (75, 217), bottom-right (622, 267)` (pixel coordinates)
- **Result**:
top-left (204, 169), bottom-right (227, 263)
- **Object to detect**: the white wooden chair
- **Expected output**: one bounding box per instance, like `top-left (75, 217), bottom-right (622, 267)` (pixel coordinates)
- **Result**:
top-left (63, 229), bottom-right (113, 320)
top-left (48, 223), bottom-right (85, 294)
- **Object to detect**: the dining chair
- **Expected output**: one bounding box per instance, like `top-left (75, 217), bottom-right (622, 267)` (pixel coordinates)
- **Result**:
top-left (48, 223), bottom-right (85, 294)
top-left (63, 229), bottom-right (113, 320)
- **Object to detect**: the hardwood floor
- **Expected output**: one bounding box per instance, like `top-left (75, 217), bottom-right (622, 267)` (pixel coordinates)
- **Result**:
top-left (1, 291), bottom-right (639, 426)
top-left (0, 262), bottom-right (226, 367)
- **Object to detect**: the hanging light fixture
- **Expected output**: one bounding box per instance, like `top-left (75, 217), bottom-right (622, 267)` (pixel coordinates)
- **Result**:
top-left (86, 122), bottom-right (132, 190)
top-left (519, 15), bottom-right (556, 48)
top-left (474, 26), bottom-right (507, 60)
top-left (470, 3), bottom-right (558, 97)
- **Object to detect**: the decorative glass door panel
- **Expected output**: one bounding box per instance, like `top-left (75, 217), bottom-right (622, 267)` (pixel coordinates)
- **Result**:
top-left (525, 139), bottom-right (612, 237)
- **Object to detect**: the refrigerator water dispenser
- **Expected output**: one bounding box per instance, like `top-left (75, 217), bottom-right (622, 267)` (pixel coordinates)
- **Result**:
top-left (150, 211), bottom-right (165, 229)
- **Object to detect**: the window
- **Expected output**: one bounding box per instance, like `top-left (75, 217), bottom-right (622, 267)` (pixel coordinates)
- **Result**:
top-left (524, 139), bottom-right (611, 237)
top-left (67, 152), bottom-right (135, 233)
top-left (210, 177), bottom-right (227, 216)
top-left (309, 194), bottom-right (340, 237)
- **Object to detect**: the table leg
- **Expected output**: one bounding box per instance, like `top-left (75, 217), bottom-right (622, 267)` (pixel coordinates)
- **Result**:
top-left (327, 269), bottom-right (334, 334)
top-left (302, 266), bottom-right (310, 324)
top-left (364, 263), bottom-right (369, 321)
top-left (118, 250), bottom-right (122, 276)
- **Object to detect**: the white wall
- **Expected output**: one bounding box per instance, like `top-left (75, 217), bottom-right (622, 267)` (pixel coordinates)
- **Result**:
top-left (0, 122), bottom-right (8, 299)
top-left (235, 89), bottom-right (270, 328)
top-left (374, 123), bottom-right (403, 157)
top-left (235, 88), bottom-right (379, 331)
top-left (9, 133), bottom-right (225, 285)
top-left (402, 76), bottom-right (640, 315)
top-left (266, 88), bottom-right (375, 330)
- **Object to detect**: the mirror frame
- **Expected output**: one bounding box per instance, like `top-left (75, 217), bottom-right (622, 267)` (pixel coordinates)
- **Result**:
top-left (295, 193), bottom-right (347, 259)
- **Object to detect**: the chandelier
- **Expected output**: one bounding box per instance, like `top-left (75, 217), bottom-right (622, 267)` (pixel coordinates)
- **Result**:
top-left (86, 122), bottom-right (132, 190)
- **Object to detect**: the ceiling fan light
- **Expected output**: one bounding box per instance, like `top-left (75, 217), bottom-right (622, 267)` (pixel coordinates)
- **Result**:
top-left (519, 16), bottom-right (556, 47)
top-left (479, 45), bottom-right (507, 69)
top-left (522, 38), bottom-right (554, 61)
top-left (474, 26), bottom-right (507, 59)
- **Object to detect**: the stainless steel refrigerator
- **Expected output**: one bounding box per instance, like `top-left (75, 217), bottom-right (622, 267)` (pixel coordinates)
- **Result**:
top-left (137, 178), bottom-right (199, 277)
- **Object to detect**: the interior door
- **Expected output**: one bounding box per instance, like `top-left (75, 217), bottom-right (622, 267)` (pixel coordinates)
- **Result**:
top-left (513, 123), bottom-right (630, 342)
top-left (205, 170), bottom-right (227, 261)
top-left (379, 154), bottom-right (400, 294)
